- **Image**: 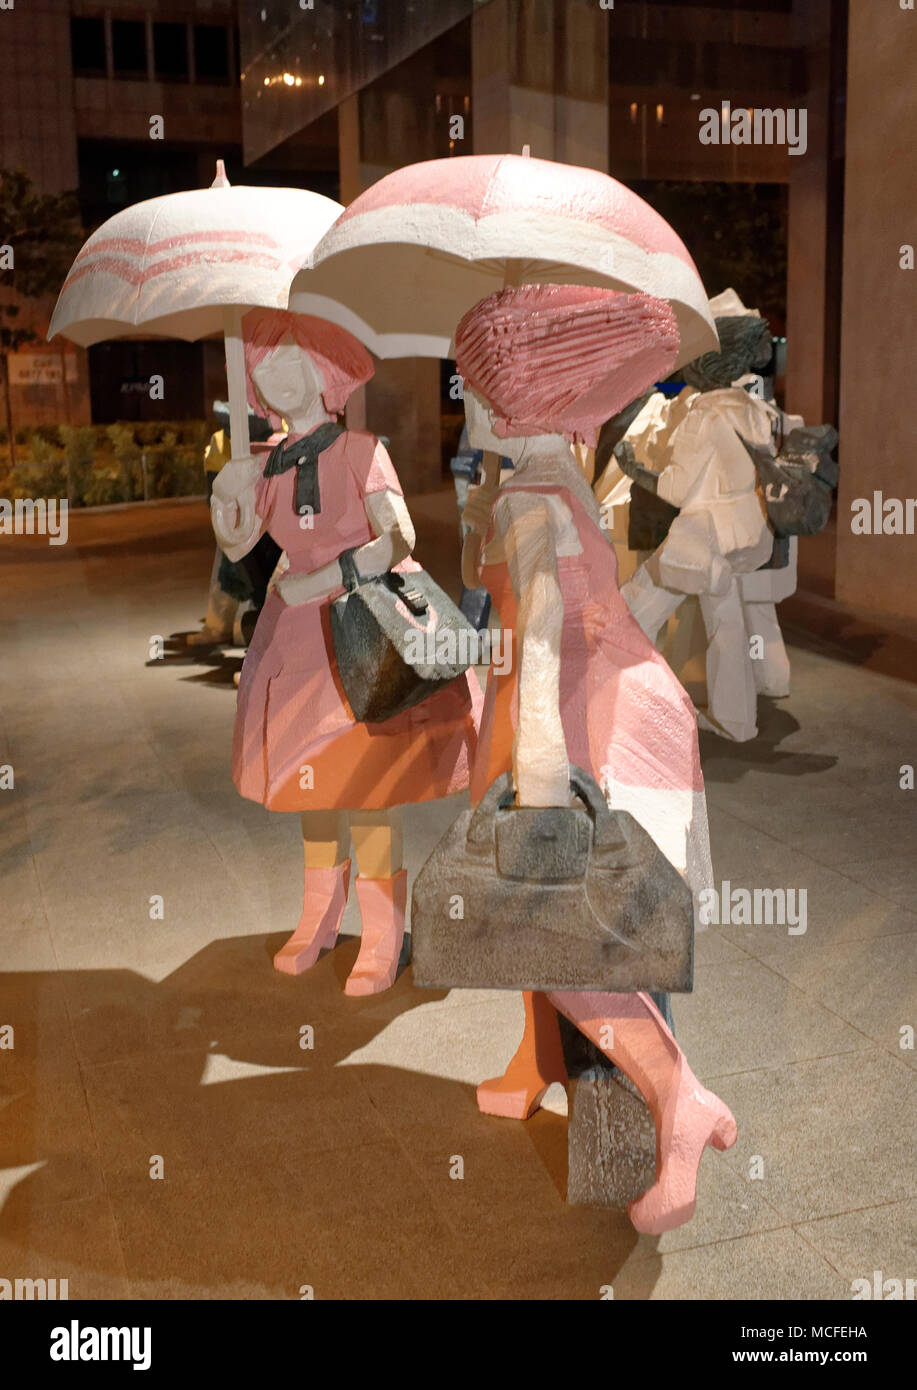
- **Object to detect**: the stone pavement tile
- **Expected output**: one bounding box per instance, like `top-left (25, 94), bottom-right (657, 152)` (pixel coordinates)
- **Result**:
top-left (0, 849), bottom-right (49, 936)
top-left (336, 991), bottom-right (528, 1093)
top-left (706, 772), bottom-right (914, 872)
top-left (834, 852), bottom-right (917, 913)
top-left (612, 1228), bottom-right (849, 1300)
top-left (673, 956), bottom-right (872, 1079)
top-left (397, 1100), bottom-right (788, 1262)
top-left (81, 1046), bottom-right (390, 1195)
top-left (710, 1049), bottom-right (917, 1223)
top-left (3, 681), bottom-right (140, 762)
top-left (441, 1206), bottom-right (639, 1300)
top-left (692, 925), bottom-right (752, 965)
top-left (0, 1194), bottom-right (130, 1301)
top-left (704, 813), bottom-right (916, 957)
top-left (0, 972), bottom-right (82, 1092)
top-left (57, 930), bottom-right (432, 1069)
top-left (392, 1110), bottom-right (570, 1232)
top-left (0, 928), bottom-right (57, 971)
top-left (626, 1150), bottom-right (787, 1257)
top-left (35, 831), bottom-right (261, 978)
top-left (110, 1142), bottom-right (451, 1300)
top-left (760, 932), bottom-right (917, 1070)
top-left (0, 1080), bottom-right (104, 1209)
top-left (19, 740), bottom-right (180, 829)
top-left (796, 1198), bottom-right (917, 1297)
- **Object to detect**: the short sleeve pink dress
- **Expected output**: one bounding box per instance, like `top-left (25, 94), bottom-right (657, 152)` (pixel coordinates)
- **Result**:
top-left (233, 427), bottom-right (482, 812)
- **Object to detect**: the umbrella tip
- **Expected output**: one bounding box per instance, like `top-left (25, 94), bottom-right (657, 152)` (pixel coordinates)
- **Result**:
top-left (521, 144), bottom-right (531, 158)
top-left (211, 159), bottom-right (230, 189)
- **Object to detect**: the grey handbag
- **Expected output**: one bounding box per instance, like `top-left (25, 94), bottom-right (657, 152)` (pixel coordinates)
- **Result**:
top-left (329, 552), bottom-right (479, 723)
top-left (411, 766), bottom-right (694, 994)
top-left (739, 429), bottom-right (838, 538)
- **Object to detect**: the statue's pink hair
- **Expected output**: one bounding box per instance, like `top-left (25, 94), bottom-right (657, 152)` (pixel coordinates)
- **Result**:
top-left (454, 285), bottom-right (680, 447)
top-left (243, 308), bottom-right (374, 429)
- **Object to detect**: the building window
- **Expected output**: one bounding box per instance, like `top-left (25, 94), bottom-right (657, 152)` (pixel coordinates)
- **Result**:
top-left (71, 17), bottom-right (106, 78)
top-left (111, 19), bottom-right (147, 80)
top-left (154, 22), bottom-right (189, 82)
top-left (194, 25), bottom-right (230, 84)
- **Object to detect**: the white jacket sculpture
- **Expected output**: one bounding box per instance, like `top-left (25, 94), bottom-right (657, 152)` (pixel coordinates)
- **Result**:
top-left (599, 290), bottom-right (835, 743)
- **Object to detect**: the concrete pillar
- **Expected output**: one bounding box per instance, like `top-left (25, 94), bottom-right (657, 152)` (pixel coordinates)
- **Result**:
top-left (0, 0), bottom-right (78, 193)
top-left (785, 0), bottom-right (834, 429)
top-left (337, 50), bottom-right (442, 493)
top-left (786, 0), bottom-right (846, 597)
top-left (472, 0), bottom-right (608, 172)
top-left (834, 0), bottom-right (917, 619)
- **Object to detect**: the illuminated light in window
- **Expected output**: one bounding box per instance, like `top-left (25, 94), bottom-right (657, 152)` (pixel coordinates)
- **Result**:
top-left (263, 77), bottom-right (269, 86)
top-left (629, 102), bottom-right (638, 123)
top-left (112, 168), bottom-right (120, 177)
top-left (283, 72), bottom-right (294, 86)
top-left (318, 74), bottom-right (325, 85)
top-left (295, 76), bottom-right (302, 86)
top-left (656, 104), bottom-right (664, 124)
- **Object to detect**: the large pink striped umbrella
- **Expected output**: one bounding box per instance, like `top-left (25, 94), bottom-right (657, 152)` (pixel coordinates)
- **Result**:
top-left (48, 163), bottom-right (342, 458)
top-left (289, 152), bottom-right (717, 367)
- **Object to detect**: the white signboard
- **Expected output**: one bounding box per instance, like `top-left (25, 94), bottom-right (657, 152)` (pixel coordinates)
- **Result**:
top-left (9, 354), bottom-right (77, 387)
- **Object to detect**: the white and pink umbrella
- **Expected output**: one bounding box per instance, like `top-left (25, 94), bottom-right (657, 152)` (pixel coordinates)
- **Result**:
top-left (288, 151), bottom-right (717, 367)
top-left (289, 151), bottom-right (716, 582)
top-left (48, 162), bottom-right (342, 460)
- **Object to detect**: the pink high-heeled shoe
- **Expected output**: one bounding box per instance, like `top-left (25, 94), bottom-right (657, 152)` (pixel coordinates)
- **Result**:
top-left (273, 860), bottom-right (351, 976)
top-left (627, 1071), bottom-right (737, 1234)
top-left (476, 992), bottom-right (568, 1119)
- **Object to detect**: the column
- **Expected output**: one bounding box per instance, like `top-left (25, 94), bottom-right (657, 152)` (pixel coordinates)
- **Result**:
top-left (834, 0), bottom-right (917, 619)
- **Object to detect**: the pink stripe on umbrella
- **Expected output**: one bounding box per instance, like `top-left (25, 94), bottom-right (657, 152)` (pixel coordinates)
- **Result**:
top-left (337, 154), bottom-right (695, 268)
top-left (72, 227), bottom-right (285, 267)
top-left (62, 247), bottom-right (283, 292)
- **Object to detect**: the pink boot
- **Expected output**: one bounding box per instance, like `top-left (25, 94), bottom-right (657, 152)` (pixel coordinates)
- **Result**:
top-left (273, 860), bottom-right (351, 976)
top-left (626, 1063), bottom-right (737, 1235)
top-left (344, 870), bottom-right (408, 997)
top-left (548, 990), bottom-right (737, 1235)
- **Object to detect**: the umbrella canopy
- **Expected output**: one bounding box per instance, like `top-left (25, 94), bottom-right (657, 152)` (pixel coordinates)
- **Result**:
top-left (48, 163), bottom-right (343, 458)
top-left (289, 153), bottom-right (717, 368)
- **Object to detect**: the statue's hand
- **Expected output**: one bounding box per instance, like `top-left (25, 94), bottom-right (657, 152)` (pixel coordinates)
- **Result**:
top-left (614, 441), bottom-right (659, 494)
top-left (211, 454), bottom-right (262, 504)
top-left (462, 483), bottom-right (495, 537)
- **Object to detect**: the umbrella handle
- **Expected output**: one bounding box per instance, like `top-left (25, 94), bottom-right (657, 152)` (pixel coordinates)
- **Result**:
top-left (460, 448), bottom-right (502, 589)
top-left (223, 306), bottom-right (252, 462)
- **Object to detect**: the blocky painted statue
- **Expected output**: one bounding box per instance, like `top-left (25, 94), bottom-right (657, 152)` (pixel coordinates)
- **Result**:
top-left (210, 309), bottom-right (480, 994)
top-left (597, 289), bottom-right (838, 741)
top-left (414, 285), bottom-right (737, 1234)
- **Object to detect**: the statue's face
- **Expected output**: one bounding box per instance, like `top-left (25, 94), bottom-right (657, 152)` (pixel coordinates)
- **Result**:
top-left (251, 335), bottom-right (326, 419)
top-left (464, 387), bottom-right (528, 463)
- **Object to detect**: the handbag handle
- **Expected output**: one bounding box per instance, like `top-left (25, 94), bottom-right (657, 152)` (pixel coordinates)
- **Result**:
top-left (467, 765), bottom-right (627, 853)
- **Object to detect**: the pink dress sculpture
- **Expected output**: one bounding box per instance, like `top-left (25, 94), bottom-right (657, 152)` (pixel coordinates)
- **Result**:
top-left (454, 285), bottom-right (737, 1233)
top-left (211, 309), bottom-right (480, 994)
